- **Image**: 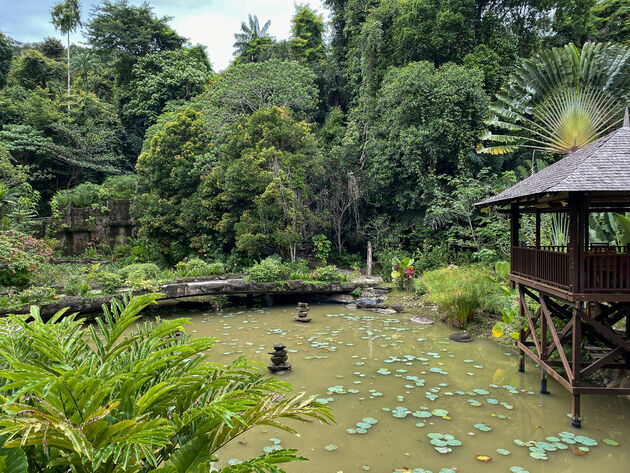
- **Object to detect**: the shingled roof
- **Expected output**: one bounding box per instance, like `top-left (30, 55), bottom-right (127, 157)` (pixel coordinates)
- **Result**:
top-left (478, 120), bottom-right (630, 207)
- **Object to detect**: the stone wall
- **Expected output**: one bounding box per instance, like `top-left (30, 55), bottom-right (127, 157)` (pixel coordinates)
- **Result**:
top-left (56, 200), bottom-right (135, 256)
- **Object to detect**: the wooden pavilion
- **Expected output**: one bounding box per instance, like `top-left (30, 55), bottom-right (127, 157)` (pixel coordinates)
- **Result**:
top-left (477, 116), bottom-right (630, 428)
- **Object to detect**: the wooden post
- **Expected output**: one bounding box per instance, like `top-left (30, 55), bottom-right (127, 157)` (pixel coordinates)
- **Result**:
top-left (536, 209), bottom-right (540, 250)
top-left (572, 304), bottom-right (582, 428)
top-left (540, 294), bottom-right (550, 394)
top-left (518, 284), bottom-right (526, 373)
top-left (366, 241), bottom-right (372, 278)
top-left (511, 204), bottom-right (520, 278)
top-left (568, 194), bottom-right (585, 293)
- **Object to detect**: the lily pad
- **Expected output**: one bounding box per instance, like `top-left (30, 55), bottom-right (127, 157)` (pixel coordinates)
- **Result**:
top-left (431, 408), bottom-right (449, 417)
top-left (603, 438), bottom-right (619, 446)
top-left (509, 467), bottom-right (530, 473)
top-left (324, 444), bottom-right (338, 451)
top-left (496, 448), bottom-right (510, 456)
top-left (529, 450), bottom-right (548, 460)
top-left (377, 368), bottom-right (391, 375)
top-left (362, 417), bottom-right (378, 425)
top-left (392, 406), bottom-right (411, 418)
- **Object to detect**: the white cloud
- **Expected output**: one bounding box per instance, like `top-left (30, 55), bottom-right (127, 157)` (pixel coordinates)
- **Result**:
top-left (0, 0), bottom-right (328, 71)
top-left (152, 0), bottom-right (327, 71)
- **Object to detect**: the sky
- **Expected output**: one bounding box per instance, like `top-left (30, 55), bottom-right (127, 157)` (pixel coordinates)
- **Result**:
top-left (0, 0), bottom-right (328, 70)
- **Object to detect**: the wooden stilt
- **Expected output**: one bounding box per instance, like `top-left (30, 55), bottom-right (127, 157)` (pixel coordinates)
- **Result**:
top-left (518, 286), bottom-right (525, 373)
top-left (540, 370), bottom-right (550, 394)
top-left (572, 305), bottom-right (582, 428)
top-left (540, 296), bottom-right (549, 394)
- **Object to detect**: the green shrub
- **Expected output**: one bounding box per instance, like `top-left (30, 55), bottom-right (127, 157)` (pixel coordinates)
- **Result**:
top-left (421, 265), bottom-right (498, 328)
top-left (0, 230), bottom-right (53, 288)
top-left (54, 182), bottom-right (101, 210)
top-left (16, 286), bottom-right (56, 306)
top-left (246, 256), bottom-right (291, 282)
top-left (64, 276), bottom-right (91, 297)
top-left (312, 234), bottom-right (331, 263)
top-left (175, 258), bottom-right (224, 278)
top-left (96, 271), bottom-right (122, 294)
top-left (100, 174), bottom-right (138, 200)
top-left (310, 265), bottom-right (348, 282)
top-left (118, 263), bottom-right (162, 292)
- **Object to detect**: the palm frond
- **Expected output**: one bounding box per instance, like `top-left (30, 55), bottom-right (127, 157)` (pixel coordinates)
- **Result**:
top-left (479, 42), bottom-right (630, 155)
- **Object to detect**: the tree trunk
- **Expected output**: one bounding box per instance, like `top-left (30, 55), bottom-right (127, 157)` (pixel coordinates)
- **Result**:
top-left (67, 31), bottom-right (71, 112)
top-left (367, 241), bottom-right (372, 278)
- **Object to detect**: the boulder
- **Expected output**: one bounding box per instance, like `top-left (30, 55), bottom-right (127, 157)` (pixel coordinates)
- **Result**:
top-left (391, 304), bottom-right (405, 313)
top-left (329, 294), bottom-right (355, 304)
top-left (410, 315), bottom-right (434, 325)
top-left (448, 332), bottom-right (473, 343)
top-left (377, 308), bottom-right (398, 315)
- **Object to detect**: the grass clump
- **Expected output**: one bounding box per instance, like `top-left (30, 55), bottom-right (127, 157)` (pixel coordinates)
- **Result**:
top-left (246, 256), bottom-right (291, 282)
top-left (95, 271), bottom-right (122, 294)
top-left (118, 263), bottom-right (163, 291)
top-left (421, 265), bottom-right (500, 328)
top-left (64, 275), bottom-right (91, 297)
top-left (175, 258), bottom-right (225, 278)
top-left (310, 265), bottom-right (348, 282)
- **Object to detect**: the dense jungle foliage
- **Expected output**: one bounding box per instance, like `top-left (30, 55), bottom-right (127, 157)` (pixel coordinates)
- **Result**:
top-left (1, 0), bottom-right (628, 272)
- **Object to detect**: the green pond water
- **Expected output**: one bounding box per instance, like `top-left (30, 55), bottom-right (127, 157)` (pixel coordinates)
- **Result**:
top-left (165, 302), bottom-right (629, 473)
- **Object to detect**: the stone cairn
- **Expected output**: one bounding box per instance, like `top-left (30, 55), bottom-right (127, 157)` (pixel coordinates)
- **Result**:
top-left (295, 302), bottom-right (312, 322)
top-left (268, 343), bottom-right (291, 373)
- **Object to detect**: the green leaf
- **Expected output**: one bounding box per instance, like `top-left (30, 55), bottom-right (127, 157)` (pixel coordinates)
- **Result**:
top-left (0, 445), bottom-right (27, 473)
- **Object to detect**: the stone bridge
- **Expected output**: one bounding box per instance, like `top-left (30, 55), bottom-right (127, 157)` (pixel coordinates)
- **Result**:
top-left (2, 276), bottom-right (385, 317)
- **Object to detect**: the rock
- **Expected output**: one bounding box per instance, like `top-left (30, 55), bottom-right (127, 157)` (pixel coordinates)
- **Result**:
top-left (329, 294), bottom-right (355, 304)
top-left (410, 315), bottom-right (434, 325)
top-left (391, 304), bottom-right (405, 313)
top-left (356, 301), bottom-right (377, 309)
top-left (376, 308), bottom-right (398, 315)
top-left (345, 304), bottom-right (358, 309)
top-left (448, 332), bottom-right (473, 343)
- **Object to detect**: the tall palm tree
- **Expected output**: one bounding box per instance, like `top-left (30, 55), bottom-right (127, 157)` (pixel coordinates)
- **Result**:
top-left (477, 42), bottom-right (630, 155)
top-left (233, 14), bottom-right (271, 57)
top-left (51, 0), bottom-right (81, 111)
top-left (71, 50), bottom-right (101, 92)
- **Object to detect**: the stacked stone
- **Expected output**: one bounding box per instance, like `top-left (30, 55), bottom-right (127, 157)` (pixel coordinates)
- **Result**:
top-left (268, 343), bottom-right (291, 373)
top-left (295, 302), bottom-right (312, 322)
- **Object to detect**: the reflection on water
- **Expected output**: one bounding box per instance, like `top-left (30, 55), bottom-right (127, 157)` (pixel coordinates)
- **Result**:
top-left (164, 303), bottom-right (629, 473)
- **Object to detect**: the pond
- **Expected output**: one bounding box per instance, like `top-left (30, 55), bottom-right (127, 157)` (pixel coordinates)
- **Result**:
top-left (166, 302), bottom-right (629, 473)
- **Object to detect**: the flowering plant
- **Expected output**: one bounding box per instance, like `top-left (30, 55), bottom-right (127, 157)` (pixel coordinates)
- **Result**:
top-left (391, 256), bottom-right (416, 289)
top-left (0, 230), bottom-right (52, 288)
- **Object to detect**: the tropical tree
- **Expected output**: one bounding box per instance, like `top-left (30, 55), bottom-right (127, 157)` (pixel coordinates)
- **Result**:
top-left (51, 0), bottom-right (82, 110)
top-left (233, 14), bottom-right (272, 58)
top-left (0, 293), bottom-right (334, 472)
top-left (478, 42), bottom-right (630, 155)
top-left (70, 50), bottom-right (101, 91)
top-left (0, 33), bottom-right (12, 90)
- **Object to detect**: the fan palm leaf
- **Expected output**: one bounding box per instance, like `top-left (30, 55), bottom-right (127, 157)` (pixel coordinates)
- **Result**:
top-left (478, 42), bottom-right (630, 155)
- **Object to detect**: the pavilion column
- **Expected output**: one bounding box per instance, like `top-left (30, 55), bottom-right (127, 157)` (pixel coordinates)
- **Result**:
top-left (568, 193), bottom-right (586, 293)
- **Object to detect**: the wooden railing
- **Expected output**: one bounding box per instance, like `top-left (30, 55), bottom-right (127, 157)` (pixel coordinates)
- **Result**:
top-left (511, 246), bottom-right (571, 290)
top-left (512, 245), bottom-right (630, 293)
top-left (584, 246), bottom-right (629, 292)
